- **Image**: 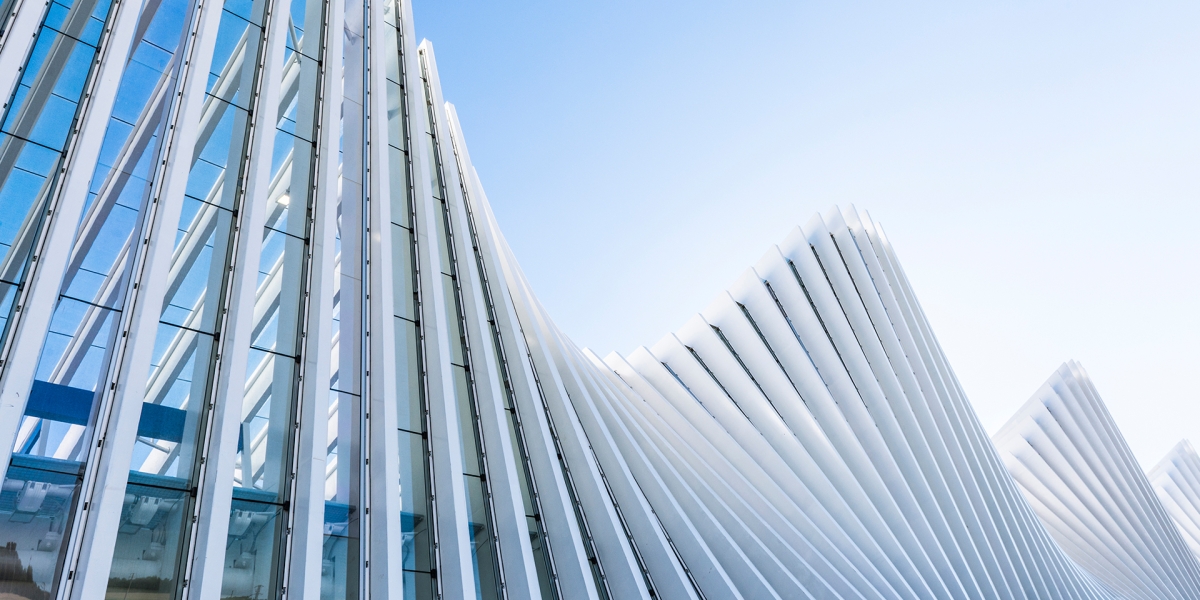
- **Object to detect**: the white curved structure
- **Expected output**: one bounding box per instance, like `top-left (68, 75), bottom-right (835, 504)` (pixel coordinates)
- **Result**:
top-left (0, 0), bottom-right (1193, 596)
top-left (995, 362), bottom-right (1200, 599)
top-left (1151, 441), bottom-right (1200, 561)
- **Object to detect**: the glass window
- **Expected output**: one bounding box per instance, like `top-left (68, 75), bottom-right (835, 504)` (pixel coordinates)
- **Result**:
top-left (234, 347), bottom-right (296, 497)
top-left (393, 317), bottom-right (421, 433)
top-left (0, 458), bottom-right (82, 597)
top-left (206, 11), bottom-right (262, 107)
top-left (323, 391), bottom-right (359, 600)
top-left (387, 146), bottom-right (408, 228)
top-left (441, 275), bottom-right (464, 366)
top-left (464, 474), bottom-right (500, 600)
top-left (262, 131), bottom-right (314, 240)
top-left (249, 228), bottom-right (307, 357)
top-left (390, 224), bottom-right (413, 321)
top-left (0, 137), bottom-right (59, 273)
top-left (4, 30), bottom-right (95, 149)
top-left (131, 321), bottom-right (215, 481)
top-left (397, 430), bottom-right (431, 574)
top-left (219, 496), bottom-right (283, 599)
top-left (103, 480), bottom-right (190, 597)
top-left (0, 0), bottom-right (195, 591)
top-left (452, 365), bottom-right (481, 478)
top-left (159, 197), bottom-right (235, 333)
top-left (11, 297), bottom-right (118, 464)
top-left (402, 570), bottom-right (435, 600)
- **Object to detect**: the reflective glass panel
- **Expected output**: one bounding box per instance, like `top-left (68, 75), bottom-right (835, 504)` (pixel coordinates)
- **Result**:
top-left (104, 480), bottom-right (190, 597)
top-left (0, 458), bottom-right (82, 599)
top-left (322, 390), bottom-right (359, 600)
top-left (219, 497), bottom-right (282, 599)
top-left (131, 322), bottom-right (215, 480)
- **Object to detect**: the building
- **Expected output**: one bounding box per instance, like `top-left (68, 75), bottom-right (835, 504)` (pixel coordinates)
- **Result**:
top-left (995, 362), bottom-right (1200, 599)
top-left (0, 0), bottom-right (1195, 597)
top-left (1150, 441), bottom-right (1200, 562)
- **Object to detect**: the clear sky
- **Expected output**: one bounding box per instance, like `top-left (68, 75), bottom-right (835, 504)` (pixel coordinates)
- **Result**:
top-left (412, 1), bottom-right (1200, 469)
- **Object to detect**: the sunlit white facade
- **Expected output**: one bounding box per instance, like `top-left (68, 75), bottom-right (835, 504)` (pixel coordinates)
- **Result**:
top-left (0, 0), bottom-right (1195, 597)
top-left (1151, 441), bottom-right (1200, 562)
top-left (995, 362), bottom-right (1200, 599)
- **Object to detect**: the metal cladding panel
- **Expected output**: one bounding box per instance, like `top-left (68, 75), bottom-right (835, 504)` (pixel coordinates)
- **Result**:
top-left (0, 0), bottom-right (1194, 596)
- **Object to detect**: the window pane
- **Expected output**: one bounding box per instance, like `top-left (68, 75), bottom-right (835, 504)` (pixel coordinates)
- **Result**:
top-left (323, 392), bottom-right (359, 600)
top-left (393, 317), bottom-right (420, 432)
top-left (220, 497), bottom-right (283, 599)
top-left (390, 224), bottom-right (413, 321)
top-left (397, 430), bottom-right (431, 574)
top-left (4, 30), bottom-right (94, 149)
top-left (104, 480), bottom-right (190, 597)
top-left (206, 11), bottom-right (262, 108)
top-left (13, 298), bottom-right (117, 462)
top-left (160, 199), bottom-right (235, 333)
top-left (402, 570), bottom-right (435, 600)
top-left (464, 475), bottom-right (500, 600)
top-left (529, 516), bottom-right (556, 600)
top-left (250, 229), bottom-right (307, 357)
top-left (234, 348), bottom-right (296, 498)
top-left (0, 137), bottom-right (62, 279)
top-left (262, 129), bottom-right (314, 239)
top-left (452, 365), bottom-right (480, 478)
top-left (387, 145), bottom-right (408, 224)
top-left (132, 322), bottom-right (215, 481)
top-left (0, 458), bottom-right (83, 598)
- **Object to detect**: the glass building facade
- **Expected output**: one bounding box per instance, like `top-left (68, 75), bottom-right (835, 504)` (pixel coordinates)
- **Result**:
top-left (0, 0), bottom-right (1196, 598)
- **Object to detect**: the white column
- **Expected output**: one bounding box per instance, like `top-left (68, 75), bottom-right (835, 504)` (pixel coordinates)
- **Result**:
top-left (0, 0), bottom-right (147, 481)
top-left (461, 158), bottom-right (603, 600)
top-left (284, 0), bottom-right (344, 596)
top-left (409, 37), bottom-right (477, 600)
top-left (422, 52), bottom-right (538, 595)
top-left (0, 0), bottom-right (49, 105)
top-left (59, 0), bottom-right (231, 593)
top-left (362, 0), bottom-right (404, 594)
top-left (505, 280), bottom-right (653, 600)
top-left (185, 0), bottom-right (289, 594)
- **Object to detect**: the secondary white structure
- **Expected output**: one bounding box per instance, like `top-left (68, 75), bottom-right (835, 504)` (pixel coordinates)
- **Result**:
top-left (0, 0), bottom-right (1194, 596)
top-left (995, 362), bottom-right (1200, 599)
top-left (1151, 441), bottom-right (1200, 561)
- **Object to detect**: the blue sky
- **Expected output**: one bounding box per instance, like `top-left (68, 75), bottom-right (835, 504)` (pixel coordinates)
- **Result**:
top-left (413, 1), bottom-right (1200, 468)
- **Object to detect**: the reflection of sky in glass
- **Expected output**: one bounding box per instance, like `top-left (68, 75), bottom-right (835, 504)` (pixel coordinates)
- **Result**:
top-left (0, 141), bottom-right (57, 263)
top-left (14, 0), bottom-right (192, 469)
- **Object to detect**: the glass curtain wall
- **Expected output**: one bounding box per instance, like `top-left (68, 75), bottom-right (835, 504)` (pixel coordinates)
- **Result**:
top-left (215, 0), bottom-right (329, 594)
top-left (0, 0), bottom-right (191, 596)
top-left (100, 0), bottom-right (274, 594)
top-left (323, 0), bottom-right (364, 595)
top-left (0, 0), bottom-right (115, 344)
top-left (417, 50), bottom-right (503, 600)
top-left (381, 2), bottom-right (435, 598)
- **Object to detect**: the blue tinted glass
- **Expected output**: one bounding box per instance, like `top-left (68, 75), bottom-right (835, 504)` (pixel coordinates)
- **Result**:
top-left (42, 0), bottom-right (70, 33)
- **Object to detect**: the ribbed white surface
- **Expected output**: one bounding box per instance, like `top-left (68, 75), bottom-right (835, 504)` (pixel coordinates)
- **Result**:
top-left (1151, 441), bottom-right (1200, 561)
top-left (487, 203), bottom-right (1196, 598)
top-left (995, 361), bottom-right (1200, 599)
